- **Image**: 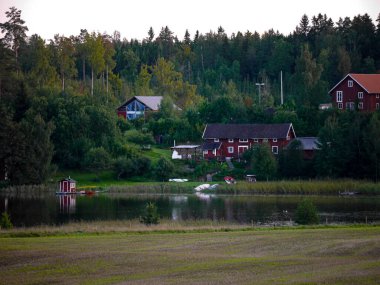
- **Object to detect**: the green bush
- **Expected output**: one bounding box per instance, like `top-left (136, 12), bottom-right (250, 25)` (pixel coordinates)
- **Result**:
top-left (154, 157), bottom-right (174, 181)
top-left (295, 199), bottom-right (319, 225)
top-left (84, 147), bottom-right (111, 171)
top-left (1, 212), bottom-right (13, 229)
top-left (113, 155), bottom-right (151, 179)
top-left (140, 202), bottom-right (159, 225)
top-left (125, 129), bottom-right (155, 145)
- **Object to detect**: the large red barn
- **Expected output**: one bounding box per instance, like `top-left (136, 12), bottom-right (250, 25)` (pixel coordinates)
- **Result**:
top-left (201, 123), bottom-right (296, 160)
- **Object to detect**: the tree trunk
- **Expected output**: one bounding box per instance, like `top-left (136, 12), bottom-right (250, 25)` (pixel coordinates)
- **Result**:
top-left (91, 68), bottom-right (94, 96)
top-left (62, 73), bottom-right (65, 91)
top-left (82, 59), bottom-right (86, 81)
top-left (106, 65), bottom-right (109, 95)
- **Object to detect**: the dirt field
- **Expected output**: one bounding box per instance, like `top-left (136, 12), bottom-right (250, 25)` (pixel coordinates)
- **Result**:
top-left (1, 226), bottom-right (380, 285)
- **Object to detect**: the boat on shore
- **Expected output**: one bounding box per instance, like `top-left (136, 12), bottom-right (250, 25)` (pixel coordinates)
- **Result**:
top-left (194, 183), bottom-right (219, 191)
top-left (224, 176), bottom-right (236, 184)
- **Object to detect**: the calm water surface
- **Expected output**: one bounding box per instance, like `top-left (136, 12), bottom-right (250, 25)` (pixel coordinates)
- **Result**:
top-left (1, 192), bottom-right (380, 227)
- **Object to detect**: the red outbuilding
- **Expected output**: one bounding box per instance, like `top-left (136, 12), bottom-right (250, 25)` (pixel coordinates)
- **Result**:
top-left (58, 177), bottom-right (76, 193)
top-left (329, 73), bottom-right (380, 111)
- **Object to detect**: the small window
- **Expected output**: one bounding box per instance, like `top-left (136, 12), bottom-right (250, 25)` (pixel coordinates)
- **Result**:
top-left (212, 149), bottom-right (216, 155)
top-left (239, 138), bottom-right (248, 143)
top-left (203, 150), bottom-right (208, 155)
top-left (336, 91), bottom-right (343, 102)
top-left (272, 146), bottom-right (278, 154)
top-left (228, 146), bottom-right (234, 154)
top-left (228, 139), bottom-right (234, 143)
top-left (358, 102), bottom-right (363, 110)
top-left (338, 103), bottom-right (343, 109)
top-left (358, 92), bottom-right (363, 99)
top-left (376, 94), bottom-right (379, 99)
top-left (214, 138), bottom-right (219, 142)
top-left (376, 103), bottom-right (379, 110)
top-left (273, 138), bottom-right (277, 142)
top-left (348, 80), bottom-right (353, 87)
top-left (263, 138), bottom-right (268, 142)
top-left (346, 102), bottom-right (354, 110)
top-left (253, 138), bottom-right (258, 143)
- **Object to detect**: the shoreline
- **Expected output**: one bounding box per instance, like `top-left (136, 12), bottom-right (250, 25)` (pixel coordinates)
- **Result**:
top-left (1, 179), bottom-right (380, 196)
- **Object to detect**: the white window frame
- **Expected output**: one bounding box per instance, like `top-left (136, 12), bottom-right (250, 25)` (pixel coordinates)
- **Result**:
top-left (273, 138), bottom-right (277, 142)
top-left (212, 149), bottom-right (217, 156)
top-left (376, 94), bottom-right (379, 99)
top-left (358, 102), bottom-right (363, 110)
top-left (239, 138), bottom-right (248, 143)
top-left (358, 92), bottom-right (363, 99)
top-left (336, 91), bottom-right (343, 102)
top-left (228, 146), bottom-right (234, 154)
top-left (272, 146), bottom-right (278, 154)
top-left (338, 103), bottom-right (343, 109)
top-left (214, 138), bottom-right (219, 142)
top-left (253, 138), bottom-right (258, 143)
top-left (348, 80), bottom-right (353, 87)
top-left (238, 146), bottom-right (249, 155)
top-left (228, 138), bottom-right (234, 143)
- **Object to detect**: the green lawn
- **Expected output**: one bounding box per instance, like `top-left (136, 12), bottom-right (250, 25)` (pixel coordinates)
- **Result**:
top-left (1, 226), bottom-right (380, 284)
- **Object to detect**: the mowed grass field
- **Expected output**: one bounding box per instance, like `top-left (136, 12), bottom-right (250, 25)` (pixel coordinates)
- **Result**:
top-left (1, 226), bottom-right (380, 285)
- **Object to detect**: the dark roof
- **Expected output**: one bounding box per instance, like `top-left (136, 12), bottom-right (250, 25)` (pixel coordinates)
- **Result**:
top-left (329, 73), bottom-right (380, 94)
top-left (59, 177), bottom-right (76, 182)
top-left (202, 123), bottom-right (294, 139)
top-left (288, 137), bottom-right (319, 151)
top-left (202, 142), bottom-right (222, 150)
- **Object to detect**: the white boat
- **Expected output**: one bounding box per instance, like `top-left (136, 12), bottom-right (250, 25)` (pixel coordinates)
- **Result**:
top-left (194, 183), bottom-right (219, 191)
top-left (208, 184), bottom-right (219, 190)
top-left (169, 178), bottom-right (189, 182)
top-left (194, 184), bottom-right (210, 191)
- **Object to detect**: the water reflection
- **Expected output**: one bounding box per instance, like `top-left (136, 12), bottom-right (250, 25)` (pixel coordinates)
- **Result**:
top-left (58, 195), bottom-right (76, 214)
top-left (0, 193), bottom-right (379, 227)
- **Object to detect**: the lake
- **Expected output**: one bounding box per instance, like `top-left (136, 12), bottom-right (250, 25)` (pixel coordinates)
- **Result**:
top-left (1, 192), bottom-right (380, 227)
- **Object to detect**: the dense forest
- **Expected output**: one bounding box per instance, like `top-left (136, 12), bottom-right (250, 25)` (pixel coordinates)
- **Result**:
top-left (1, 7), bottom-right (380, 185)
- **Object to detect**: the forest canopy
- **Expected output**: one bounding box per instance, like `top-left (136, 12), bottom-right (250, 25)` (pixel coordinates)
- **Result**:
top-left (1, 7), bottom-right (380, 185)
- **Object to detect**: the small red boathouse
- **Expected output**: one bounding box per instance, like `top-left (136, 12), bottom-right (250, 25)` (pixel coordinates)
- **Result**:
top-left (59, 177), bottom-right (76, 193)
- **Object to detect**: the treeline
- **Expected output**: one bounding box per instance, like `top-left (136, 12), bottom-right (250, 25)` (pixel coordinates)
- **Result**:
top-left (1, 7), bottom-right (380, 185)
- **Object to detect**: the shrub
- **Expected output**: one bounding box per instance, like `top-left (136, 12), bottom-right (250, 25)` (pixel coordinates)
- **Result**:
top-left (140, 202), bottom-right (159, 225)
top-left (84, 147), bottom-right (111, 172)
top-left (295, 199), bottom-right (319, 225)
top-left (113, 155), bottom-right (151, 179)
top-left (125, 129), bottom-right (155, 145)
top-left (154, 157), bottom-right (174, 181)
top-left (0, 212), bottom-right (13, 229)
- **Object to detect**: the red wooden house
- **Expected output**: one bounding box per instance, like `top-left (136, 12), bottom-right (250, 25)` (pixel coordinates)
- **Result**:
top-left (329, 74), bottom-right (380, 111)
top-left (58, 177), bottom-right (76, 193)
top-left (202, 123), bottom-right (296, 160)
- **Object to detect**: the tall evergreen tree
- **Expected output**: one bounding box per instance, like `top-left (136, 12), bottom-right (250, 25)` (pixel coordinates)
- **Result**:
top-left (0, 7), bottom-right (28, 66)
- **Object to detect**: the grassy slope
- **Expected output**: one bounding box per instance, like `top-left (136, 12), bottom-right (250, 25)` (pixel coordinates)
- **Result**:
top-left (54, 147), bottom-right (173, 187)
top-left (1, 226), bottom-right (379, 285)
